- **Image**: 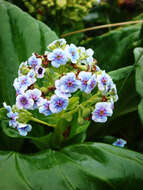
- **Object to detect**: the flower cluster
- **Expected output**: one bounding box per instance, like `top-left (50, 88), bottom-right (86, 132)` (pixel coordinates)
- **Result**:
top-left (3, 39), bottom-right (118, 136)
top-left (3, 102), bottom-right (32, 136)
top-left (46, 39), bottom-right (95, 68)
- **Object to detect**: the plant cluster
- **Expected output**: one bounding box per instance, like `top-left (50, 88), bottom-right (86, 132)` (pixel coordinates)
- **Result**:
top-left (23, 0), bottom-right (99, 22)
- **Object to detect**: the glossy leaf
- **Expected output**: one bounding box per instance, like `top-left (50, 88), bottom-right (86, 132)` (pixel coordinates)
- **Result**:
top-left (0, 0), bottom-right (58, 105)
top-left (134, 47), bottom-right (143, 125)
top-left (0, 143), bottom-right (143, 189)
top-left (109, 65), bottom-right (139, 118)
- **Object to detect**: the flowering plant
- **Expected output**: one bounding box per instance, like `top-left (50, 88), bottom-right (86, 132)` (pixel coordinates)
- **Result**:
top-left (1, 38), bottom-right (118, 147)
top-left (1, 2), bottom-right (143, 189)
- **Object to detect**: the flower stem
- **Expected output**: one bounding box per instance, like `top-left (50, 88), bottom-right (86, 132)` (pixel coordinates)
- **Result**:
top-left (61, 20), bottom-right (143, 37)
top-left (31, 117), bottom-right (56, 128)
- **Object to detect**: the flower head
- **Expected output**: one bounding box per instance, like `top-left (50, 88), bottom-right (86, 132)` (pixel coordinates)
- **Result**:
top-left (7, 111), bottom-right (19, 128)
top-left (113, 139), bottom-right (127, 147)
top-left (39, 99), bottom-right (52, 116)
top-left (56, 73), bottom-right (80, 93)
top-left (17, 123), bottom-right (32, 136)
top-left (48, 48), bottom-right (68, 68)
top-left (28, 54), bottom-right (42, 69)
top-left (92, 102), bottom-right (113, 123)
top-left (7, 111), bottom-right (18, 120)
top-left (86, 74), bottom-right (97, 94)
top-left (49, 95), bottom-right (69, 113)
top-left (97, 71), bottom-right (112, 91)
top-left (14, 75), bottom-right (34, 93)
top-left (16, 94), bottom-right (34, 110)
top-left (86, 48), bottom-right (94, 64)
top-left (78, 47), bottom-right (94, 65)
top-left (78, 71), bottom-right (92, 92)
top-left (66, 44), bottom-right (79, 64)
top-left (3, 103), bottom-right (19, 128)
top-left (26, 89), bottom-right (42, 109)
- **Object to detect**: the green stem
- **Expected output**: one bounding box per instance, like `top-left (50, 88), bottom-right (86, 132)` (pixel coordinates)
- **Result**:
top-left (31, 117), bottom-right (56, 128)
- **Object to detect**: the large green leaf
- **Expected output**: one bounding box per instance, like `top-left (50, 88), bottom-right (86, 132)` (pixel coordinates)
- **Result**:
top-left (109, 65), bottom-right (139, 118)
top-left (0, 0), bottom-right (58, 105)
top-left (0, 143), bottom-right (143, 189)
top-left (134, 47), bottom-right (143, 125)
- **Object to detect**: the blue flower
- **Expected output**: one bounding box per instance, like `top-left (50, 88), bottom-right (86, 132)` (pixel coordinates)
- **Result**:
top-left (16, 94), bottom-right (34, 110)
top-left (97, 71), bottom-right (112, 91)
top-left (7, 111), bottom-right (19, 128)
top-left (18, 75), bottom-right (33, 87)
top-left (39, 99), bottom-right (52, 116)
top-left (78, 47), bottom-right (94, 65)
top-left (27, 69), bottom-right (36, 79)
top-left (56, 73), bottom-right (80, 94)
top-left (113, 139), bottom-right (127, 147)
top-left (85, 74), bottom-right (97, 94)
top-left (86, 48), bottom-right (94, 64)
top-left (26, 89), bottom-right (43, 109)
top-left (55, 89), bottom-right (71, 98)
top-left (66, 44), bottom-right (79, 64)
top-left (95, 65), bottom-right (101, 72)
top-left (13, 75), bottom-right (34, 93)
top-left (17, 123), bottom-right (32, 136)
top-left (3, 102), bottom-right (12, 113)
top-left (48, 48), bottom-right (68, 68)
top-left (28, 54), bottom-right (42, 69)
top-left (78, 71), bottom-right (92, 92)
top-left (3, 103), bottom-right (19, 128)
top-left (49, 95), bottom-right (69, 113)
top-left (103, 80), bottom-right (118, 102)
top-left (92, 102), bottom-right (113, 123)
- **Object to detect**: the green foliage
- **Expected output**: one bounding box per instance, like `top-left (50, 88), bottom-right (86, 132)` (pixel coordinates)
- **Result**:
top-left (0, 143), bottom-right (143, 190)
top-left (83, 23), bottom-right (143, 72)
top-left (134, 47), bottom-right (143, 125)
top-left (19, 0), bottom-right (99, 44)
top-left (23, 0), bottom-right (98, 22)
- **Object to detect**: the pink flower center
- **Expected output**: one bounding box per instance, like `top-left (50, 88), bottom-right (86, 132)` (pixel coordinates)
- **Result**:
top-left (57, 100), bottom-right (63, 107)
top-left (102, 77), bottom-right (107, 84)
top-left (83, 80), bottom-right (88, 85)
top-left (99, 110), bottom-right (105, 116)
top-left (21, 97), bottom-right (28, 105)
top-left (67, 81), bottom-right (73, 87)
top-left (72, 52), bottom-right (75, 56)
top-left (56, 55), bottom-right (62, 60)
